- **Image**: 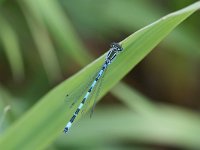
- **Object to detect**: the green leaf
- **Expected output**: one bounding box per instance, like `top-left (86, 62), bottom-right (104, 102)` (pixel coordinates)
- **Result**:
top-left (0, 2), bottom-right (199, 150)
top-left (58, 105), bottom-right (200, 150)
top-left (20, 0), bottom-right (93, 66)
top-left (58, 83), bottom-right (200, 149)
top-left (0, 16), bottom-right (25, 81)
top-left (20, 4), bottom-right (63, 82)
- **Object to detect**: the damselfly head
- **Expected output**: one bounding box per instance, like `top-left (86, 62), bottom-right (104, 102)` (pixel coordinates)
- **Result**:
top-left (110, 42), bottom-right (123, 52)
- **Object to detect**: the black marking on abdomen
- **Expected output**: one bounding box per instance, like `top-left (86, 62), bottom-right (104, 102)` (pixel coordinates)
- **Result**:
top-left (102, 66), bottom-right (106, 70)
top-left (96, 73), bottom-right (101, 80)
top-left (75, 108), bottom-right (80, 115)
top-left (70, 115), bottom-right (76, 123)
top-left (82, 98), bottom-right (86, 104)
top-left (95, 77), bottom-right (99, 81)
top-left (88, 86), bottom-right (93, 92)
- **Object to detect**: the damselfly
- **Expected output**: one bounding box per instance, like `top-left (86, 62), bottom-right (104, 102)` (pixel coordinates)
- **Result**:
top-left (63, 42), bottom-right (123, 133)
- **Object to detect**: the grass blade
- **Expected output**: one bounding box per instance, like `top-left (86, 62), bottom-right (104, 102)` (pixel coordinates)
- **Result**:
top-left (0, 16), bottom-right (25, 81)
top-left (0, 2), bottom-right (199, 149)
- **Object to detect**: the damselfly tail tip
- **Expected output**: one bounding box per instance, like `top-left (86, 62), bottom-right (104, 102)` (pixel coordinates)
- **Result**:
top-left (63, 127), bottom-right (69, 133)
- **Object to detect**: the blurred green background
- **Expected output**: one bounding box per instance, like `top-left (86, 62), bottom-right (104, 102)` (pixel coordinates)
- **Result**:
top-left (0, 0), bottom-right (200, 150)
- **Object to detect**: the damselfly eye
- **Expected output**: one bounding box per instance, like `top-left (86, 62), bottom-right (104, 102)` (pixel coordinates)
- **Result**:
top-left (110, 42), bottom-right (123, 51)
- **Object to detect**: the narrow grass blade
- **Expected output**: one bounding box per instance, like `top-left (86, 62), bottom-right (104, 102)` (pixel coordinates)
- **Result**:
top-left (19, 2), bottom-right (62, 82)
top-left (22, 0), bottom-right (93, 66)
top-left (0, 16), bottom-right (25, 81)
